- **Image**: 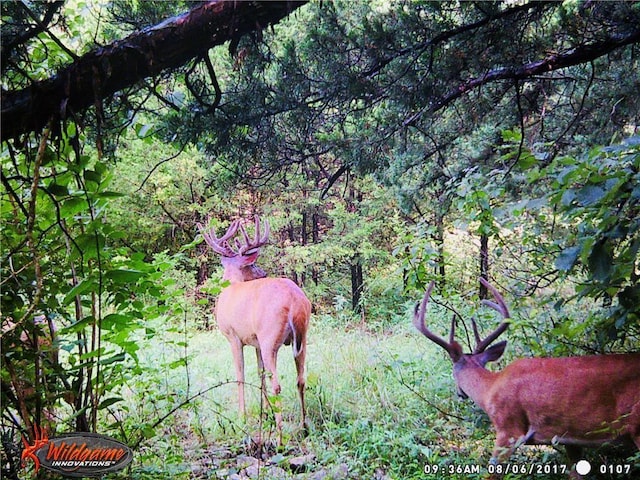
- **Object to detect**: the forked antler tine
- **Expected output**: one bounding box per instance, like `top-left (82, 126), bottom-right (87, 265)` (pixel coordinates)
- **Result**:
top-left (198, 219), bottom-right (240, 257)
top-left (449, 314), bottom-right (457, 344)
top-left (413, 282), bottom-right (455, 354)
top-left (238, 215), bottom-right (270, 254)
top-left (474, 277), bottom-right (511, 353)
top-left (258, 216), bottom-right (270, 244)
top-left (471, 317), bottom-right (482, 344)
top-left (479, 277), bottom-right (510, 319)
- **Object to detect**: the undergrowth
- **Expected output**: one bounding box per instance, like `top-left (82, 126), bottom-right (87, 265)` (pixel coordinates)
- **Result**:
top-left (101, 305), bottom-right (640, 480)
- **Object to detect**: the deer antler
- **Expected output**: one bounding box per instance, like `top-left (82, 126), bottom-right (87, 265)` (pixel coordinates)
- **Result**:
top-left (198, 216), bottom-right (270, 258)
top-left (413, 282), bottom-right (459, 357)
top-left (473, 277), bottom-right (511, 354)
top-left (235, 215), bottom-right (270, 255)
top-left (197, 218), bottom-right (241, 257)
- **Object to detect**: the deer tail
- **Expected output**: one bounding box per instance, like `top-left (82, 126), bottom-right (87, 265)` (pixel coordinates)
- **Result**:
top-left (288, 313), bottom-right (303, 358)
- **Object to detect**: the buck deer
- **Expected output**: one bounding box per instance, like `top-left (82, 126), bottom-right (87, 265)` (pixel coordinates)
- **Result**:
top-left (413, 278), bottom-right (640, 476)
top-left (198, 216), bottom-right (310, 439)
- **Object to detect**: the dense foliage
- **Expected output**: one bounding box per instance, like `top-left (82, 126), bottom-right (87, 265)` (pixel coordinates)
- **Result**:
top-left (2, 1), bottom-right (640, 478)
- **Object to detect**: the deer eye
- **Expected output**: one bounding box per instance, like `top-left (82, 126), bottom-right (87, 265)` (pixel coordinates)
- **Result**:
top-left (243, 248), bottom-right (260, 256)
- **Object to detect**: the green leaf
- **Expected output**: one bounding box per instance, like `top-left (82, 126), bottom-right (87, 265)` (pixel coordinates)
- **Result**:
top-left (102, 313), bottom-right (132, 330)
top-left (64, 278), bottom-right (98, 305)
top-left (73, 233), bottom-right (106, 260)
top-left (60, 197), bottom-right (87, 218)
top-left (95, 191), bottom-right (125, 198)
top-left (47, 183), bottom-right (69, 196)
top-left (84, 169), bottom-right (102, 184)
top-left (516, 151), bottom-right (536, 169)
top-left (99, 352), bottom-right (126, 365)
top-left (105, 269), bottom-right (145, 284)
top-left (588, 240), bottom-right (612, 282)
top-left (555, 245), bottom-right (581, 271)
top-left (98, 397), bottom-right (123, 409)
top-left (576, 185), bottom-right (606, 206)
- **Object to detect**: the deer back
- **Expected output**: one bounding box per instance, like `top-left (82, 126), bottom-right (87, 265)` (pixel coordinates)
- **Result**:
top-left (483, 353), bottom-right (640, 445)
top-left (216, 277), bottom-right (311, 350)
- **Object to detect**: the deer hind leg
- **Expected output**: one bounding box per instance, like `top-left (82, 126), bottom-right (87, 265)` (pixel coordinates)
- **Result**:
top-left (294, 340), bottom-right (307, 433)
top-left (228, 337), bottom-right (246, 418)
top-left (255, 346), bottom-right (270, 406)
top-left (261, 348), bottom-right (283, 441)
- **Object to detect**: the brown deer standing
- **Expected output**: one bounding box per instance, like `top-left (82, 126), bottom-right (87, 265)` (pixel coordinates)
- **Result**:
top-left (198, 216), bottom-right (310, 440)
top-left (413, 278), bottom-right (640, 476)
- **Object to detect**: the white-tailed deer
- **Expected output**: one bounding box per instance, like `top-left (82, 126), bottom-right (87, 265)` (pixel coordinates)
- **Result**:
top-left (413, 278), bottom-right (640, 475)
top-left (198, 216), bottom-right (310, 439)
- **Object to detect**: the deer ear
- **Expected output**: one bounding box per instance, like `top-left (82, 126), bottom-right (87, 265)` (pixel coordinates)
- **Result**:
top-left (241, 250), bottom-right (260, 266)
top-left (477, 340), bottom-right (507, 366)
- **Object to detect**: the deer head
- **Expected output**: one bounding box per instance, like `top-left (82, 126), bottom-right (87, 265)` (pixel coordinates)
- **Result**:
top-left (413, 278), bottom-right (640, 475)
top-left (413, 278), bottom-right (510, 400)
top-left (198, 215), bottom-right (269, 283)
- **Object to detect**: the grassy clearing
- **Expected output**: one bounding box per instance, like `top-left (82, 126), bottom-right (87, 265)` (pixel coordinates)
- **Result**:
top-left (118, 310), bottom-right (639, 480)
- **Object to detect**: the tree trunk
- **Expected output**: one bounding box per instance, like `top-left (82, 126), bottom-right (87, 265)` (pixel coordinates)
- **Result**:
top-left (351, 256), bottom-right (364, 312)
top-left (435, 210), bottom-right (446, 284)
top-left (311, 211), bottom-right (320, 285)
top-left (479, 233), bottom-right (489, 299)
top-left (300, 211), bottom-right (307, 286)
top-left (288, 220), bottom-right (299, 285)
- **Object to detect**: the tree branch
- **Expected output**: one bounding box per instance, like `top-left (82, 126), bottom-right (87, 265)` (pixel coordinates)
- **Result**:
top-left (1, 0), bottom-right (308, 142)
top-left (404, 29), bottom-right (640, 127)
top-left (362, 2), bottom-right (550, 78)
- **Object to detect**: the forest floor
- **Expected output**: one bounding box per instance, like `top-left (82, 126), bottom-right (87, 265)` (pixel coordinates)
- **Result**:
top-left (124, 316), bottom-right (639, 480)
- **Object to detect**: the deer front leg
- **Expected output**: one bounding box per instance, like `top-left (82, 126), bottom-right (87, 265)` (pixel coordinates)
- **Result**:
top-left (487, 426), bottom-right (537, 479)
top-left (564, 445), bottom-right (586, 480)
top-left (486, 431), bottom-right (519, 480)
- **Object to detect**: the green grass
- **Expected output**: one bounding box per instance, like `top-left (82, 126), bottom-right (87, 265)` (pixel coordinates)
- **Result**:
top-left (114, 311), bottom-right (639, 480)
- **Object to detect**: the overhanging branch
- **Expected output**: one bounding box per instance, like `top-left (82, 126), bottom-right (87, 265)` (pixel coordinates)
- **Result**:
top-left (1, 0), bottom-right (308, 142)
top-left (404, 29), bottom-right (640, 127)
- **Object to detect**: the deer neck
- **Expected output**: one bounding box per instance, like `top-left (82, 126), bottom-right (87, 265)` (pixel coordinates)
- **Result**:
top-left (223, 265), bottom-right (267, 284)
top-left (453, 359), bottom-right (497, 411)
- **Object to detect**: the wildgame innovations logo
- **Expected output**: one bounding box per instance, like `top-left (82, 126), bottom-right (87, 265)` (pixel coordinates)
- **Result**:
top-left (21, 426), bottom-right (133, 477)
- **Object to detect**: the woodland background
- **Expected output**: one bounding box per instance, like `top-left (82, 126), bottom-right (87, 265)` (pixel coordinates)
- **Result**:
top-left (2, 1), bottom-right (640, 479)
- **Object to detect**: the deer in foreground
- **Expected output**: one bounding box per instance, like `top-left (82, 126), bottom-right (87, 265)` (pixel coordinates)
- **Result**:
top-left (413, 278), bottom-right (640, 476)
top-left (198, 216), bottom-right (310, 440)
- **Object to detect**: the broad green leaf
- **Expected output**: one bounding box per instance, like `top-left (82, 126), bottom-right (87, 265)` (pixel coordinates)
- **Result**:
top-left (98, 397), bottom-right (123, 409)
top-left (60, 197), bottom-right (87, 218)
top-left (64, 279), bottom-right (98, 305)
top-left (576, 185), bottom-right (606, 206)
top-left (105, 269), bottom-right (146, 284)
top-left (588, 241), bottom-right (613, 282)
top-left (555, 245), bottom-right (581, 271)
